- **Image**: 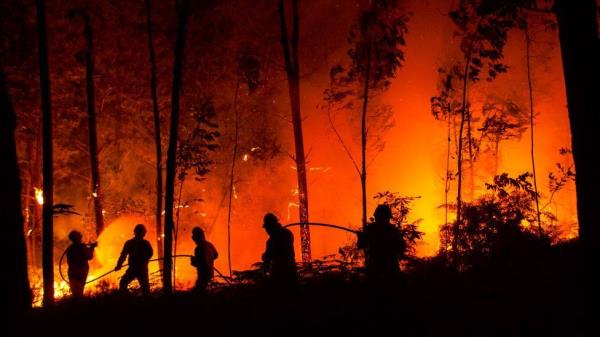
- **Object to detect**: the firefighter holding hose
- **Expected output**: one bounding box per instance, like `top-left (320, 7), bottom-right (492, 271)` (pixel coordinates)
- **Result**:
top-left (357, 204), bottom-right (406, 282)
top-left (190, 226), bottom-right (218, 292)
top-left (66, 230), bottom-right (97, 297)
top-left (115, 224), bottom-right (153, 296)
top-left (261, 213), bottom-right (297, 284)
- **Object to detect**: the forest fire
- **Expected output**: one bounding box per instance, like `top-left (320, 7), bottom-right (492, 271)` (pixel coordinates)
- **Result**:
top-left (34, 187), bottom-right (44, 205)
top-left (1, 0), bottom-right (596, 335)
top-left (10, 0), bottom-right (581, 286)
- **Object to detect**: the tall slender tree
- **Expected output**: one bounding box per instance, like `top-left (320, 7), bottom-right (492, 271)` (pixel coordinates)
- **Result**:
top-left (225, 53), bottom-right (260, 276)
top-left (524, 24), bottom-right (542, 234)
top-left (278, 0), bottom-right (311, 264)
top-left (35, 0), bottom-right (54, 306)
top-left (145, 0), bottom-right (164, 273)
top-left (431, 66), bottom-right (462, 229)
top-left (0, 70), bottom-right (32, 314)
top-left (163, 0), bottom-right (189, 293)
top-left (68, 8), bottom-right (105, 236)
top-left (325, 0), bottom-right (409, 231)
top-left (226, 75), bottom-right (240, 277)
top-left (447, 0), bottom-right (515, 258)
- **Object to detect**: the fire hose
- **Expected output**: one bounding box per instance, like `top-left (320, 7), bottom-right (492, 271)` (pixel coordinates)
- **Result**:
top-left (283, 222), bottom-right (360, 234)
top-left (59, 223), bottom-right (356, 288)
top-left (58, 251), bottom-right (232, 286)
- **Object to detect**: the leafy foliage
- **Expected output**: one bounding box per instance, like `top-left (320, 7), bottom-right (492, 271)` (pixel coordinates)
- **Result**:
top-left (449, 0), bottom-right (525, 82)
top-left (544, 148), bottom-right (576, 215)
top-left (548, 148), bottom-right (576, 196)
top-left (430, 65), bottom-right (463, 121)
top-left (325, 0), bottom-right (409, 107)
top-left (478, 96), bottom-right (528, 147)
top-left (177, 97), bottom-right (220, 181)
top-left (52, 203), bottom-right (81, 216)
top-left (440, 173), bottom-right (555, 269)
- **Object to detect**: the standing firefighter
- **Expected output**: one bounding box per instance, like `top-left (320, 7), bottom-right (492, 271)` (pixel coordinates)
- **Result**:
top-left (190, 226), bottom-right (218, 292)
top-left (65, 230), bottom-right (97, 297)
top-left (115, 224), bottom-right (153, 295)
top-left (358, 204), bottom-right (405, 281)
top-left (261, 213), bottom-right (297, 284)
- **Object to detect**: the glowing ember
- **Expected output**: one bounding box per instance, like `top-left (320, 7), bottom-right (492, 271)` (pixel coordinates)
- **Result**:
top-left (34, 187), bottom-right (44, 205)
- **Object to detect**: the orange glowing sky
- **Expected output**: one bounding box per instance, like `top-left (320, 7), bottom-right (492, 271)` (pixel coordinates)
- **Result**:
top-left (204, 0), bottom-right (577, 272)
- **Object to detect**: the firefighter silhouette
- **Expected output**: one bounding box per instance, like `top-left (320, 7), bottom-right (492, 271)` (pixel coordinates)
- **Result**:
top-left (190, 226), bottom-right (218, 292)
top-left (357, 204), bottom-right (406, 281)
top-left (261, 213), bottom-right (297, 283)
top-left (65, 230), bottom-right (96, 297)
top-left (115, 224), bottom-right (153, 295)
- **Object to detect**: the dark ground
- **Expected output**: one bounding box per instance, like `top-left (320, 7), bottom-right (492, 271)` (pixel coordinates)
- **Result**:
top-left (16, 242), bottom-right (589, 337)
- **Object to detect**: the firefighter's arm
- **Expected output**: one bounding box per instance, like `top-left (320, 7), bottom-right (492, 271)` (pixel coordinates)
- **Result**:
top-left (115, 243), bottom-right (128, 271)
top-left (146, 242), bottom-right (154, 260)
top-left (85, 242), bottom-right (97, 260)
top-left (262, 240), bottom-right (272, 263)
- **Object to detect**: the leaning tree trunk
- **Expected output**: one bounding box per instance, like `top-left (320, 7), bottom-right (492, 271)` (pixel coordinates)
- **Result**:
top-left (36, 0), bottom-right (54, 306)
top-left (525, 25), bottom-right (542, 235)
top-left (82, 13), bottom-right (105, 236)
top-left (163, 0), bottom-right (189, 294)
top-left (145, 0), bottom-right (164, 273)
top-left (278, 0), bottom-right (312, 264)
top-left (0, 71), bottom-right (32, 315)
top-left (554, 0), bottom-right (599, 253)
top-left (226, 76), bottom-right (241, 277)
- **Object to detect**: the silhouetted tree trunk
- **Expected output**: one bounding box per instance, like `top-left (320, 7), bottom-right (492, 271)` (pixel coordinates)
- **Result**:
top-left (145, 0), bottom-right (164, 273)
top-left (554, 0), bottom-right (599, 252)
top-left (0, 70), bottom-right (32, 315)
top-left (30, 134), bottom-right (42, 271)
top-left (23, 139), bottom-right (34, 269)
top-left (163, 0), bottom-right (189, 293)
top-left (444, 114), bottom-right (452, 227)
top-left (226, 76), bottom-right (241, 277)
top-left (359, 45), bottom-right (372, 231)
top-left (81, 12), bottom-right (105, 236)
top-left (455, 54), bottom-right (471, 257)
top-left (525, 25), bottom-right (542, 234)
top-left (278, 0), bottom-right (312, 264)
top-left (466, 107), bottom-right (475, 201)
top-left (36, 0), bottom-right (54, 306)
